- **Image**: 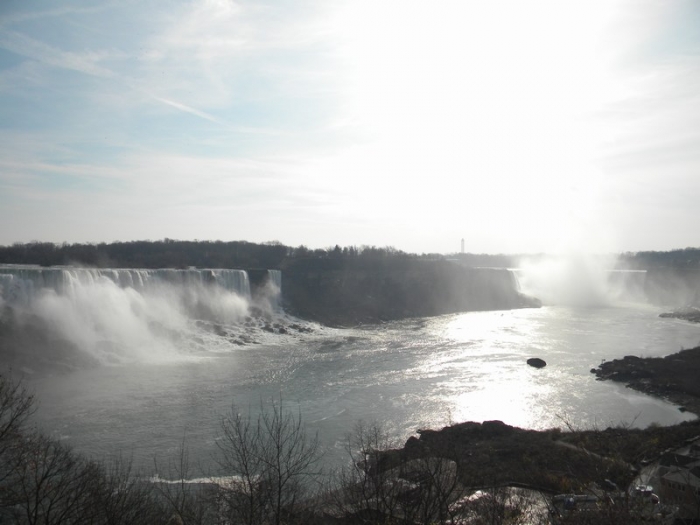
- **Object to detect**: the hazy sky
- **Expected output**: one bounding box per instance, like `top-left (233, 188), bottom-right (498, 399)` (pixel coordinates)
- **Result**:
top-left (1, 1), bottom-right (699, 254)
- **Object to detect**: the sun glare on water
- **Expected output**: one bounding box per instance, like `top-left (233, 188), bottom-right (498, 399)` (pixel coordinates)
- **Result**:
top-left (422, 311), bottom-right (551, 428)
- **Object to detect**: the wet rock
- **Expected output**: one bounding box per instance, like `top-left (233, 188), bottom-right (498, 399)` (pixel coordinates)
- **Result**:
top-left (660, 307), bottom-right (700, 323)
top-left (527, 357), bottom-right (546, 368)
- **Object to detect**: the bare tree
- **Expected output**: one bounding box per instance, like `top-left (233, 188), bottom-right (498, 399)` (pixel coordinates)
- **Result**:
top-left (2, 433), bottom-right (96, 524)
top-left (215, 397), bottom-right (322, 525)
top-left (152, 437), bottom-right (217, 525)
top-left (90, 454), bottom-right (168, 525)
top-left (0, 374), bottom-right (34, 443)
top-left (330, 421), bottom-right (468, 524)
top-left (330, 422), bottom-right (554, 525)
top-left (400, 456), bottom-right (464, 525)
top-left (0, 373), bottom-right (37, 513)
top-left (330, 420), bottom-right (405, 523)
top-left (0, 374), bottom-right (175, 524)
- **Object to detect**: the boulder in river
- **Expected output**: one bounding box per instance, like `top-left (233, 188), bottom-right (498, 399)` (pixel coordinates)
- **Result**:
top-left (527, 358), bottom-right (547, 369)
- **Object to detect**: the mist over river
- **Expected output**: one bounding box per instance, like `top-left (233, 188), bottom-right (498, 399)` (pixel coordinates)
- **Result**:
top-left (22, 303), bottom-right (700, 474)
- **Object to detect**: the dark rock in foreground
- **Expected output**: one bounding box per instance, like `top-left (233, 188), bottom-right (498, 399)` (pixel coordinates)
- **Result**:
top-left (377, 418), bottom-right (700, 495)
top-left (527, 357), bottom-right (546, 368)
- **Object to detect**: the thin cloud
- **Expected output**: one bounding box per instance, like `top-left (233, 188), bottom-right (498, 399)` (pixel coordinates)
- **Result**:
top-left (148, 94), bottom-right (234, 127)
top-left (0, 30), bottom-right (116, 78)
top-left (145, 92), bottom-right (283, 135)
top-left (0, 4), bottom-right (113, 25)
top-left (0, 27), bottom-right (279, 133)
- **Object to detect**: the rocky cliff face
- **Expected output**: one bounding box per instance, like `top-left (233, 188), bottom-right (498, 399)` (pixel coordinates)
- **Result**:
top-left (281, 259), bottom-right (540, 326)
top-left (644, 268), bottom-right (700, 307)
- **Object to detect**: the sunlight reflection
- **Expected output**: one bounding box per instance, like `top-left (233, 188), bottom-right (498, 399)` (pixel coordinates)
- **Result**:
top-left (450, 382), bottom-right (552, 429)
top-left (445, 358), bottom-right (553, 429)
top-left (425, 310), bottom-right (565, 429)
top-left (443, 310), bottom-right (541, 348)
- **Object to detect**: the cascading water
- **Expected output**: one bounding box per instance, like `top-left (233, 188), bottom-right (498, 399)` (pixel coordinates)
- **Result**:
top-left (266, 269), bottom-right (282, 312)
top-left (0, 265), bottom-right (286, 367)
top-left (516, 254), bottom-right (654, 307)
top-left (508, 268), bottom-right (521, 292)
top-left (0, 266), bottom-right (252, 301)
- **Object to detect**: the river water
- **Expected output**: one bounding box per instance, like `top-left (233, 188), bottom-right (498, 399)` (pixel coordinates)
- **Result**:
top-left (24, 302), bottom-right (700, 474)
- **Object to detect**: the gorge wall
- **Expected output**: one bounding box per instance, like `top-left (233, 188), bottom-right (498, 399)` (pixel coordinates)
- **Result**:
top-left (281, 258), bottom-right (540, 326)
top-left (643, 268), bottom-right (700, 307)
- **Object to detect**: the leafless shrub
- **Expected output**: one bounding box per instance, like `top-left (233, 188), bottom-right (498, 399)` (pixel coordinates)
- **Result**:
top-left (329, 421), bottom-right (404, 523)
top-left (0, 373), bottom-right (37, 513)
top-left (329, 421), bottom-right (474, 525)
top-left (153, 438), bottom-right (216, 525)
top-left (89, 454), bottom-right (168, 525)
top-left (215, 397), bottom-right (322, 525)
top-left (2, 432), bottom-right (96, 523)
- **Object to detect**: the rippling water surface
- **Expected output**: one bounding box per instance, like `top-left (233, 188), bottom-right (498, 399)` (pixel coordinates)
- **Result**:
top-left (29, 303), bottom-right (700, 472)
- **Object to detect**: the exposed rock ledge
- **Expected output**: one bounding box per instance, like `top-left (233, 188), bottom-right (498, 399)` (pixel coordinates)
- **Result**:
top-left (592, 346), bottom-right (700, 416)
top-left (659, 306), bottom-right (700, 324)
top-left (376, 418), bottom-right (700, 495)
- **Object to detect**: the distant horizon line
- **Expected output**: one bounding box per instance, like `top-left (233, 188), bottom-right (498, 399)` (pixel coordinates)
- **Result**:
top-left (1, 238), bottom-right (698, 258)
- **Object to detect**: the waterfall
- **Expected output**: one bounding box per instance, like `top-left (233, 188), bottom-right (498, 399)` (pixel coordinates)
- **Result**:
top-left (0, 266), bottom-right (252, 305)
top-left (266, 269), bottom-right (282, 312)
top-left (517, 255), bottom-right (652, 307)
top-left (267, 269), bottom-right (282, 291)
top-left (0, 265), bottom-right (263, 365)
top-left (508, 268), bottom-right (521, 292)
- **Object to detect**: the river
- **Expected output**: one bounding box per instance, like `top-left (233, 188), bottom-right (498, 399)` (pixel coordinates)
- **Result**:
top-left (23, 302), bottom-right (700, 474)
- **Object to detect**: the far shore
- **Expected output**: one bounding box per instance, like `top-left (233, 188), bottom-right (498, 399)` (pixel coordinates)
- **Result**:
top-left (592, 343), bottom-right (700, 417)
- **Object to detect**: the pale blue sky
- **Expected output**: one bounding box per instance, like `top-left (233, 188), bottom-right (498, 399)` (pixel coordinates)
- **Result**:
top-left (1, 0), bottom-right (699, 254)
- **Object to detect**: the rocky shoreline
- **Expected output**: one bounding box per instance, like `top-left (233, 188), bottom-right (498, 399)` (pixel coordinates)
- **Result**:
top-left (378, 417), bottom-right (700, 495)
top-left (371, 344), bottom-right (700, 495)
top-left (592, 346), bottom-right (700, 416)
top-left (658, 306), bottom-right (700, 323)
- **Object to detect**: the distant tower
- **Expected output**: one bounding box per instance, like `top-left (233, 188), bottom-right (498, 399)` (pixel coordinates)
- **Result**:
top-left (461, 238), bottom-right (465, 254)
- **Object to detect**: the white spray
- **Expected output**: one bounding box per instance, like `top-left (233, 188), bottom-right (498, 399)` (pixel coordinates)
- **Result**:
top-left (517, 252), bottom-right (635, 307)
top-left (0, 267), bottom-right (254, 364)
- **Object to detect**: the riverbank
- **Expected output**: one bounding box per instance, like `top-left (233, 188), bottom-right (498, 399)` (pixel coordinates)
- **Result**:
top-left (592, 346), bottom-right (700, 416)
top-left (376, 345), bottom-right (700, 495)
top-left (659, 306), bottom-right (700, 323)
top-left (377, 418), bottom-right (700, 496)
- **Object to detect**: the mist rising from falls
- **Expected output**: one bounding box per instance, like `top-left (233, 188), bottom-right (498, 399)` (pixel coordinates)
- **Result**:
top-left (257, 269), bottom-right (282, 313)
top-left (517, 253), bottom-right (645, 307)
top-left (0, 266), bottom-right (283, 367)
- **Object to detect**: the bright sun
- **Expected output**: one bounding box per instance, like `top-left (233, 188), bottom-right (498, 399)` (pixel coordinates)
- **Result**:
top-left (318, 0), bottom-right (624, 252)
